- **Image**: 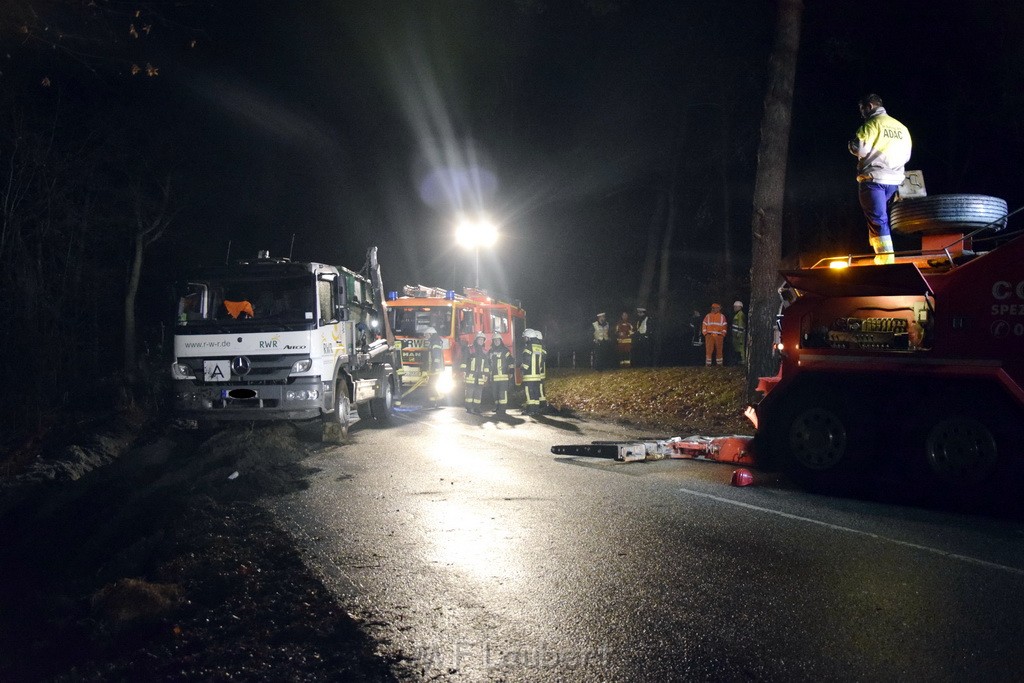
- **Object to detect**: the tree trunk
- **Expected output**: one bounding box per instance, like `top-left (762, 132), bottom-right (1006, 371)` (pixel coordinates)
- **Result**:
top-left (720, 110), bottom-right (733, 285)
top-left (655, 163), bottom-right (679, 365)
top-left (747, 0), bottom-right (804, 401)
top-left (124, 231), bottom-right (145, 392)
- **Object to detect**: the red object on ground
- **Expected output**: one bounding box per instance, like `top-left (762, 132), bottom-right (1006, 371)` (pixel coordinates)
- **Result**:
top-left (731, 468), bottom-right (754, 486)
top-left (666, 436), bottom-right (756, 465)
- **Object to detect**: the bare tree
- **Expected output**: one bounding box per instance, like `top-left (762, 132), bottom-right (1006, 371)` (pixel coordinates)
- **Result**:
top-left (747, 0), bottom-right (804, 400)
top-left (124, 175), bottom-right (175, 394)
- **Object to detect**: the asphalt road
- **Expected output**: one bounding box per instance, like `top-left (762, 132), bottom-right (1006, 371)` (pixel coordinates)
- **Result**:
top-left (266, 407), bottom-right (1024, 681)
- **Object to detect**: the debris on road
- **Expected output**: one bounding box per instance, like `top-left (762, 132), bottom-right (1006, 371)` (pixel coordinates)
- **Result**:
top-left (552, 435), bottom-right (755, 465)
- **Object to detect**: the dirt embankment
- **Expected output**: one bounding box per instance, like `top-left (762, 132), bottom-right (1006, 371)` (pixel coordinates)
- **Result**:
top-left (0, 422), bottom-right (395, 681)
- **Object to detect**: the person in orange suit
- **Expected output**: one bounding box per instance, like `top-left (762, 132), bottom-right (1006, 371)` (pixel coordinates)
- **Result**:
top-left (702, 302), bottom-right (728, 366)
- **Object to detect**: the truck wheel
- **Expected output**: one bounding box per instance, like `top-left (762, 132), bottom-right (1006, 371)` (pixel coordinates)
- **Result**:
top-left (890, 194), bottom-right (1007, 235)
top-left (370, 380), bottom-right (394, 423)
top-left (770, 394), bottom-right (869, 492)
top-left (924, 415), bottom-right (998, 486)
top-left (899, 389), bottom-right (1023, 510)
top-left (326, 393), bottom-right (351, 440)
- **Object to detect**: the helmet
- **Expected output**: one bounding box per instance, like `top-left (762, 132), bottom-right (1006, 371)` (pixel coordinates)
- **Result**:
top-left (636, 307), bottom-right (646, 315)
top-left (424, 327), bottom-right (437, 336)
top-left (733, 300), bottom-right (743, 309)
top-left (524, 328), bottom-right (542, 341)
top-left (492, 333), bottom-right (503, 342)
top-left (731, 468), bottom-right (754, 487)
top-left (475, 331), bottom-right (486, 342)
top-left (596, 312), bottom-right (606, 318)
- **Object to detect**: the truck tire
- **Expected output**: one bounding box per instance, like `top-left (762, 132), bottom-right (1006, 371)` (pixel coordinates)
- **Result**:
top-left (369, 379), bottom-right (394, 423)
top-left (890, 194), bottom-right (1007, 235)
top-left (903, 396), bottom-right (1012, 507)
top-left (326, 392), bottom-right (351, 440)
top-left (768, 390), bottom-right (871, 492)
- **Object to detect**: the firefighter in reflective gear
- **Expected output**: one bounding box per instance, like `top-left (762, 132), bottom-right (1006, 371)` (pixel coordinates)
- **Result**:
top-left (521, 328), bottom-right (547, 415)
top-left (425, 327), bottom-right (445, 408)
top-left (460, 332), bottom-right (490, 414)
top-left (615, 311), bottom-right (633, 367)
top-left (731, 301), bottom-right (747, 365)
top-left (702, 303), bottom-right (728, 366)
top-left (488, 333), bottom-right (514, 415)
top-left (848, 93), bottom-right (912, 265)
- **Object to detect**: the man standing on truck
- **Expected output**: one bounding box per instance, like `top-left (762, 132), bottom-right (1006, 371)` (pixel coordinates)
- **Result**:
top-left (849, 93), bottom-right (912, 265)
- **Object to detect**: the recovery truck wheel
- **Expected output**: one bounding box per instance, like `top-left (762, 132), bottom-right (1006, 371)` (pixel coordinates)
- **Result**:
top-left (905, 399), bottom-right (1011, 507)
top-left (769, 391), bottom-right (870, 492)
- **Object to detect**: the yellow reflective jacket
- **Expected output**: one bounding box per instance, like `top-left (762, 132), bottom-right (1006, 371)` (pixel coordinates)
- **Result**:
top-left (849, 107), bottom-right (912, 185)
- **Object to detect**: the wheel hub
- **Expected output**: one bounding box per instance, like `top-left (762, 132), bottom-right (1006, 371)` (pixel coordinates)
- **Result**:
top-left (789, 408), bottom-right (848, 471)
top-left (926, 417), bottom-right (997, 484)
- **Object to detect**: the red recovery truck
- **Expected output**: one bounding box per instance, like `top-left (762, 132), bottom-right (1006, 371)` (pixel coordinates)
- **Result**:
top-left (753, 194), bottom-right (1024, 497)
top-left (386, 285), bottom-right (526, 401)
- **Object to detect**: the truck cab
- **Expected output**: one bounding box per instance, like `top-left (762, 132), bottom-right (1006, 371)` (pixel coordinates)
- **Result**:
top-left (171, 249), bottom-right (397, 436)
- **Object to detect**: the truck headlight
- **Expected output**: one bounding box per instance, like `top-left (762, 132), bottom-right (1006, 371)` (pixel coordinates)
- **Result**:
top-left (171, 362), bottom-right (195, 380)
top-left (291, 358), bottom-right (313, 373)
top-left (436, 367), bottom-right (455, 394)
top-left (286, 389), bottom-right (320, 401)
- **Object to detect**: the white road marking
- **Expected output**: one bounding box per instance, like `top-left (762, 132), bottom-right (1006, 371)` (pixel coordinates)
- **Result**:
top-left (679, 487), bottom-right (1024, 577)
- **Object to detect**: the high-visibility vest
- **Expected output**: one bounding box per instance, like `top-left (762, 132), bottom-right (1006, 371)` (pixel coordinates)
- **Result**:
top-left (731, 311), bottom-right (746, 337)
top-left (521, 343), bottom-right (546, 381)
top-left (427, 338), bottom-right (444, 373)
top-left (703, 312), bottom-right (728, 336)
top-left (489, 346), bottom-right (513, 381)
top-left (461, 348), bottom-right (490, 383)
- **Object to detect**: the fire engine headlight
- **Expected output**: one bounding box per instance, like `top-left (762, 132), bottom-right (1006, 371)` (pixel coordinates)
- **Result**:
top-left (171, 363), bottom-right (195, 380)
top-left (291, 358), bottom-right (313, 373)
top-left (436, 367), bottom-right (455, 394)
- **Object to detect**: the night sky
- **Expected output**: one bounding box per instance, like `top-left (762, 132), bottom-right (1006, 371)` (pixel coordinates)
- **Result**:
top-left (6, 0), bottom-right (1024, 348)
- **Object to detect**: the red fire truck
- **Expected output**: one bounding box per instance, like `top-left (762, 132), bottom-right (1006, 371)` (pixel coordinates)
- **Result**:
top-left (386, 285), bottom-right (526, 401)
top-left (753, 194), bottom-right (1023, 499)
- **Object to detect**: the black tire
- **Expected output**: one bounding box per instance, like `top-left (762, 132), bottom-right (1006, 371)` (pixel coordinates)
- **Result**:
top-left (890, 194), bottom-right (1007, 235)
top-left (903, 396), bottom-right (1013, 508)
top-left (369, 379), bottom-right (394, 423)
top-left (324, 389), bottom-right (351, 440)
top-left (767, 389), bottom-right (872, 493)
top-left (356, 401), bottom-right (373, 421)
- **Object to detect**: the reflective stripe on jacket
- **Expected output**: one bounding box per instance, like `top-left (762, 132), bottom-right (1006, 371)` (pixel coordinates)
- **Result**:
top-left (521, 343), bottom-right (546, 381)
top-left (489, 346), bottom-right (513, 382)
top-left (702, 312), bottom-right (728, 336)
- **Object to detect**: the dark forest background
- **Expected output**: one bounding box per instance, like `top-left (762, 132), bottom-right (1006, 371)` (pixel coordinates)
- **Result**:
top-left (2, 1), bottom-right (1023, 439)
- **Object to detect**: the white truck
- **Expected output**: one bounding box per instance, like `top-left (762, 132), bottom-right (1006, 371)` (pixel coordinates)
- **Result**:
top-left (170, 247), bottom-right (398, 437)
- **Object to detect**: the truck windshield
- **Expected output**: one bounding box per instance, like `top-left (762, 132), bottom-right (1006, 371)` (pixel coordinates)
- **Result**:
top-left (390, 306), bottom-right (453, 338)
top-left (177, 275), bottom-right (316, 327)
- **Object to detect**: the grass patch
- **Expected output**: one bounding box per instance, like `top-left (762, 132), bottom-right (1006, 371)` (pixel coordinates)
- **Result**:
top-left (546, 367), bottom-right (752, 435)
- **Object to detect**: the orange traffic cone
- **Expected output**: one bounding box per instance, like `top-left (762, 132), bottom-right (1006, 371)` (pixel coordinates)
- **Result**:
top-left (731, 468), bottom-right (754, 487)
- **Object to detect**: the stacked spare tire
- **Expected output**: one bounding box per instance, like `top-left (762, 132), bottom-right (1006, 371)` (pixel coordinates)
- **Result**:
top-left (890, 193), bottom-right (1008, 234)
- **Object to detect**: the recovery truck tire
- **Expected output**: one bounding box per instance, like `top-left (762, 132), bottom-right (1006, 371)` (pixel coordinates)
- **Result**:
top-left (767, 388), bottom-right (873, 493)
top-left (903, 393), bottom-right (1017, 508)
top-left (890, 194), bottom-right (1008, 235)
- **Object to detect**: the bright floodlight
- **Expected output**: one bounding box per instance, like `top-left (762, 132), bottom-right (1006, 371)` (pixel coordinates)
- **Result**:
top-left (455, 216), bottom-right (498, 248)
